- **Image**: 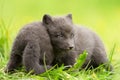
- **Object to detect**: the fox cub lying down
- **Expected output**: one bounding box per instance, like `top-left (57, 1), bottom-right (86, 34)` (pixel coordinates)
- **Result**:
top-left (5, 14), bottom-right (113, 74)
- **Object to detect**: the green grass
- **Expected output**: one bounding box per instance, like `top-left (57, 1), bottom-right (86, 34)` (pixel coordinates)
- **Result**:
top-left (0, 0), bottom-right (120, 80)
top-left (0, 44), bottom-right (114, 80)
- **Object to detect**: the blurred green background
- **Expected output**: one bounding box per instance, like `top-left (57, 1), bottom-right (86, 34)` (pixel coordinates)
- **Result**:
top-left (0, 0), bottom-right (120, 64)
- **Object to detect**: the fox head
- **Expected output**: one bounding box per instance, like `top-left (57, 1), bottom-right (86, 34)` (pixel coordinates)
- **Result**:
top-left (43, 14), bottom-right (75, 52)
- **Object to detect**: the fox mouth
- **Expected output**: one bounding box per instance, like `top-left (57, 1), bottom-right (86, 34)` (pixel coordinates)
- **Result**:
top-left (59, 47), bottom-right (74, 51)
top-left (53, 45), bottom-right (74, 52)
top-left (54, 48), bottom-right (70, 52)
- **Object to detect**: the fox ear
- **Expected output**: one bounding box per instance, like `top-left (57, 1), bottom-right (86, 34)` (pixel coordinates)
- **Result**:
top-left (66, 14), bottom-right (72, 20)
top-left (43, 14), bottom-right (53, 25)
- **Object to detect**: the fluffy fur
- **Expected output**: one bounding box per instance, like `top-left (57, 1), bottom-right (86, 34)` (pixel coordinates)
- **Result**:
top-left (5, 14), bottom-right (112, 74)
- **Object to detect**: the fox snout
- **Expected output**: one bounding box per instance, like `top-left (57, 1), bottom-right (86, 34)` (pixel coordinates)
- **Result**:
top-left (68, 46), bottom-right (74, 50)
top-left (66, 40), bottom-right (74, 50)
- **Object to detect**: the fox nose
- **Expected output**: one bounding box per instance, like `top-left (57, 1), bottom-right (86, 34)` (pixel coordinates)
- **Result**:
top-left (69, 46), bottom-right (74, 50)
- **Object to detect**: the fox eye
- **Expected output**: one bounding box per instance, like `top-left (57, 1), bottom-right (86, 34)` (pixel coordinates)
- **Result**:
top-left (71, 33), bottom-right (74, 37)
top-left (55, 33), bottom-right (63, 38)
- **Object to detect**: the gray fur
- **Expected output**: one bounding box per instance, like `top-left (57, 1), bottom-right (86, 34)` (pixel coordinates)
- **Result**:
top-left (5, 14), bottom-right (112, 74)
top-left (5, 21), bottom-right (54, 74)
top-left (43, 14), bottom-right (112, 70)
